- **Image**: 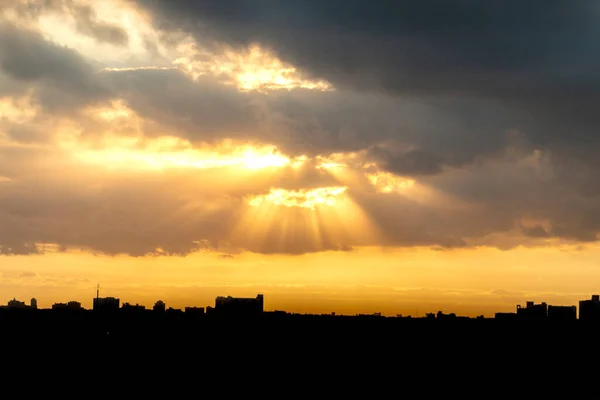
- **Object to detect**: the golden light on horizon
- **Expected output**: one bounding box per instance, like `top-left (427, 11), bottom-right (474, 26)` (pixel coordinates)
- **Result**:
top-left (248, 186), bottom-right (348, 210)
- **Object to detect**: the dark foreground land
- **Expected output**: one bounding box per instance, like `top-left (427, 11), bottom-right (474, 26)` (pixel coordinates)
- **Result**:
top-left (1, 309), bottom-right (592, 394)
top-left (1, 308), bottom-right (591, 349)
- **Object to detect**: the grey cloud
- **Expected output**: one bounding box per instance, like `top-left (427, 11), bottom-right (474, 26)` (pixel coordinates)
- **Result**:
top-left (367, 147), bottom-right (445, 176)
top-left (520, 224), bottom-right (550, 238)
top-left (101, 70), bottom-right (260, 142)
top-left (136, 1), bottom-right (600, 175)
top-left (0, 23), bottom-right (110, 113)
top-left (101, 68), bottom-right (522, 174)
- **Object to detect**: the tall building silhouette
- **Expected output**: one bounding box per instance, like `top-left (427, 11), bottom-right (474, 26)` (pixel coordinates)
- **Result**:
top-left (93, 285), bottom-right (120, 311)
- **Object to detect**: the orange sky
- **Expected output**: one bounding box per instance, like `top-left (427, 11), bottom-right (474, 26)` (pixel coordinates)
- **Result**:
top-left (2, 244), bottom-right (600, 317)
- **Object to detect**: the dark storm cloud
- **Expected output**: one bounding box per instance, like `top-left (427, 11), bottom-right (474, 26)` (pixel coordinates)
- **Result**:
top-left (134, 0), bottom-right (600, 173)
top-left (0, 22), bottom-right (110, 112)
top-left (137, 0), bottom-right (600, 98)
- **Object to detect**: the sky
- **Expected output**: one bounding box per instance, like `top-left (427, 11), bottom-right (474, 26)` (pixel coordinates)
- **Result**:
top-left (1, 0), bottom-right (600, 316)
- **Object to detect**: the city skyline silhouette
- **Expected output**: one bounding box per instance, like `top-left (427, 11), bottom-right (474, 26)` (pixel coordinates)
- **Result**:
top-left (5, 287), bottom-right (600, 321)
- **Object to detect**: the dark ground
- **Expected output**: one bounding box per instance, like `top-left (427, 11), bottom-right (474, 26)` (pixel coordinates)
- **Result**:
top-left (0, 309), bottom-right (589, 395)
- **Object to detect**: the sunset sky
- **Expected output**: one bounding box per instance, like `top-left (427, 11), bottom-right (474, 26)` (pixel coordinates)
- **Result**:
top-left (1, 0), bottom-right (600, 317)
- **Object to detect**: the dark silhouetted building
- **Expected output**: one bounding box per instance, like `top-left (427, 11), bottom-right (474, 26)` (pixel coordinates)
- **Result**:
top-left (215, 294), bottom-right (264, 315)
top-left (52, 303), bottom-right (67, 310)
top-left (68, 301), bottom-right (82, 310)
top-left (7, 298), bottom-right (27, 309)
top-left (579, 295), bottom-right (600, 321)
top-left (516, 301), bottom-right (547, 320)
top-left (166, 307), bottom-right (183, 316)
top-left (93, 285), bottom-right (119, 312)
top-left (436, 311), bottom-right (457, 320)
top-left (30, 298), bottom-right (37, 309)
top-left (52, 301), bottom-right (82, 311)
top-left (93, 297), bottom-right (120, 311)
top-left (153, 300), bottom-right (166, 312)
top-left (122, 303), bottom-right (145, 311)
top-left (547, 305), bottom-right (576, 321)
top-left (495, 312), bottom-right (517, 320)
top-left (152, 300), bottom-right (167, 312)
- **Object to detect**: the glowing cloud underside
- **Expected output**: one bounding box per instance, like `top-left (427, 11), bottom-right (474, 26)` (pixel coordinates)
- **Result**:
top-left (248, 187), bottom-right (348, 210)
top-left (174, 43), bottom-right (333, 92)
top-left (61, 135), bottom-right (299, 171)
top-left (367, 172), bottom-right (415, 193)
top-left (0, 95), bottom-right (38, 124)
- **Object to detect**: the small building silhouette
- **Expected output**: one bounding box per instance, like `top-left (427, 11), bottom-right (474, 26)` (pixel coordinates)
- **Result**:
top-left (7, 298), bottom-right (27, 309)
top-left (215, 294), bottom-right (264, 315)
top-left (153, 300), bottom-right (166, 312)
top-left (516, 301), bottom-right (547, 320)
top-left (579, 295), bottom-right (600, 321)
top-left (547, 305), bottom-right (576, 321)
top-left (52, 301), bottom-right (82, 311)
top-left (122, 302), bottom-right (145, 311)
top-left (30, 298), bottom-right (37, 309)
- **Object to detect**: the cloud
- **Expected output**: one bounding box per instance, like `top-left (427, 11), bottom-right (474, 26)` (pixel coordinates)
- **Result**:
top-left (137, 1), bottom-right (600, 171)
top-left (2, 1), bottom-right (600, 256)
top-left (0, 22), bottom-right (110, 113)
top-left (71, 4), bottom-right (129, 46)
top-left (138, 1), bottom-right (600, 97)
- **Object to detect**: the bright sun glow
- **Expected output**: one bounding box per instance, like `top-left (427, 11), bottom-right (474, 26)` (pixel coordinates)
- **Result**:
top-left (248, 187), bottom-right (348, 210)
top-left (61, 135), bottom-right (299, 171)
top-left (367, 172), bottom-right (415, 193)
top-left (55, 102), bottom-right (310, 171)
